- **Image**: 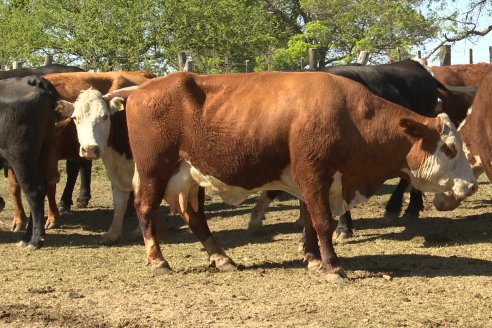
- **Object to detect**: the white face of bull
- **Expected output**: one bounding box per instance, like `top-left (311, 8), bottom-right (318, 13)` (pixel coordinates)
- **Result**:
top-left (403, 113), bottom-right (477, 201)
top-left (57, 89), bottom-right (124, 160)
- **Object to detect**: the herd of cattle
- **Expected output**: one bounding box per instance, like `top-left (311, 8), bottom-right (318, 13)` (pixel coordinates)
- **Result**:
top-left (0, 59), bottom-right (491, 282)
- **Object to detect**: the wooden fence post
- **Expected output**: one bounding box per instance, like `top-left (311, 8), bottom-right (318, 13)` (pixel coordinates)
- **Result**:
top-left (44, 55), bottom-right (53, 65)
top-left (440, 45), bottom-right (451, 66)
top-left (308, 48), bottom-right (317, 70)
top-left (489, 46), bottom-right (492, 63)
top-left (178, 51), bottom-right (187, 71)
top-left (245, 60), bottom-right (250, 73)
top-left (267, 51), bottom-right (272, 71)
top-left (300, 57), bottom-right (304, 71)
top-left (13, 60), bottom-right (23, 69)
top-left (417, 50), bottom-right (422, 59)
top-left (469, 49), bottom-right (473, 64)
top-left (356, 51), bottom-right (370, 65)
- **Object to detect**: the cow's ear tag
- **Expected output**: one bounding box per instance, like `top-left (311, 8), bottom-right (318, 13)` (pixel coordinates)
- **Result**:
top-left (118, 102), bottom-right (125, 111)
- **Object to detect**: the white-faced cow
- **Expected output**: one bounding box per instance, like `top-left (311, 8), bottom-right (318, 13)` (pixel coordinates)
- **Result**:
top-left (124, 71), bottom-right (477, 281)
top-left (433, 66), bottom-right (492, 211)
top-left (0, 76), bottom-right (58, 249)
top-left (7, 71), bottom-right (154, 244)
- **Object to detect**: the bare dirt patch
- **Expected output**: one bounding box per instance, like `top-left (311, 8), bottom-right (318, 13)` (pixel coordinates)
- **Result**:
top-left (0, 161), bottom-right (491, 327)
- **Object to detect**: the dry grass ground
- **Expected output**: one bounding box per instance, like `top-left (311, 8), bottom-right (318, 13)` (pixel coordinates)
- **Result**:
top-left (0, 161), bottom-right (491, 328)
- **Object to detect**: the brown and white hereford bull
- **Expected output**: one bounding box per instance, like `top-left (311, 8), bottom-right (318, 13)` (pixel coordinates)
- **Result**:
top-left (124, 71), bottom-right (476, 281)
top-left (9, 71), bottom-right (154, 244)
top-left (433, 66), bottom-right (492, 211)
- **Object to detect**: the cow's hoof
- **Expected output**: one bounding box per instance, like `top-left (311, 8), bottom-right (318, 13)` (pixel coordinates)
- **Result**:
top-left (26, 243), bottom-right (40, 251)
top-left (57, 201), bottom-right (71, 214)
top-left (402, 212), bottom-right (419, 221)
top-left (74, 199), bottom-right (89, 209)
top-left (99, 235), bottom-right (118, 245)
top-left (247, 216), bottom-right (264, 231)
top-left (11, 222), bottom-right (25, 232)
top-left (383, 210), bottom-right (400, 222)
top-left (306, 259), bottom-right (321, 272)
top-left (333, 228), bottom-right (353, 242)
top-left (16, 240), bottom-right (28, 247)
top-left (153, 267), bottom-right (173, 275)
top-left (209, 254), bottom-right (237, 271)
top-left (45, 221), bottom-right (58, 230)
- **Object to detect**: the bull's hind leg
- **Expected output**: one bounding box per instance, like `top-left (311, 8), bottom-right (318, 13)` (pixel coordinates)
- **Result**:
top-left (8, 169), bottom-right (28, 232)
top-left (180, 187), bottom-right (236, 271)
top-left (298, 179), bottom-right (346, 282)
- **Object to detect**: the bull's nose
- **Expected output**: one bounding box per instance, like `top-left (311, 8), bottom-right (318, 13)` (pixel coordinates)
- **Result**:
top-left (81, 145), bottom-right (100, 159)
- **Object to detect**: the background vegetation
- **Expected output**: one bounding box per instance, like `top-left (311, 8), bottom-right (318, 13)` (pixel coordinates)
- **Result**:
top-left (0, 0), bottom-right (490, 73)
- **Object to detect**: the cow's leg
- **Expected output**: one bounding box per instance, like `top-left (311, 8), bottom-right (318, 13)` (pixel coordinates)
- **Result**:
top-left (300, 184), bottom-right (345, 282)
top-left (402, 188), bottom-right (423, 220)
top-left (58, 159), bottom-right (79, 213)
top-left (100, 185), bottom-right (130, 245)
top-left (75, 159), bottom-right (92, 208)
top-left (248, 190), bottom-right (278, 230)
top-left (384, 178), bottom-right (408, 221)
top-left (181, 187), bottom-right (236, 271)
top-left (334, 211), bottom-right (354, 241)
top-left (300, 201), bottom-right (321, 270)
top-left (134, 170), bottom-right (170, 270)
top-left (0, 196), bottom-right (5, 212)
top-left (45, 182), bottom-right (60, 229)
top-left (11, 161), bottom-right (46, 249)
top-left (8, 169), bottom-right (28, 232)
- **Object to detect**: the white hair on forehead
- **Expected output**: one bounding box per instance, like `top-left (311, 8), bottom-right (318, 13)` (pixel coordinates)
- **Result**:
top-left (77, 88), bottom-right (103, 102)
top-left (437, 113), bottom-right (461, 146)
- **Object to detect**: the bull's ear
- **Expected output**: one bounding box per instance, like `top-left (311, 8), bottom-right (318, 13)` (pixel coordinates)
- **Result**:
top-left (55, 100), bottom-right (75, 117)
top-left (400, 118), bottom-right (428, 139)
top-left (108, 97), bottom-right (126, 114)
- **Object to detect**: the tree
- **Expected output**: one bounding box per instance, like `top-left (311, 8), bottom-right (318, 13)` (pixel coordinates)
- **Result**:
top-left (264, 0), bottom-right (440, 70)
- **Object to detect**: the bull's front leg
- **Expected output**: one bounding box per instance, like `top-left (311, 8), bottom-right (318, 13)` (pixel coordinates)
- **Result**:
top-left (100, 185), bottom-right (131, 245)
top-left (8, 168), bottom-right (28, 232)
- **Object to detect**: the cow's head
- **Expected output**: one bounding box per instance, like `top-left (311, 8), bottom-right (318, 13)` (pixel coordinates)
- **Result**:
top-left (432, 142), bottom-right (484, 211)
top-left (401, 113), bottom-right (477, 202)
top-left (56, 88), bottom-right (126, 159)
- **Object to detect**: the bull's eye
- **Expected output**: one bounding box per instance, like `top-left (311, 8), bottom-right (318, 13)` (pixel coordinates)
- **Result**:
top-left (101, 114), bottom-right (108, 120)
top-left (441, 143), bottom-right (457, 158)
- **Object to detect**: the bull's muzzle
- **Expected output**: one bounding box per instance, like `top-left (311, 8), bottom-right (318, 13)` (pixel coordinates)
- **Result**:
top-left (80, 145), bottom-right (101, 160)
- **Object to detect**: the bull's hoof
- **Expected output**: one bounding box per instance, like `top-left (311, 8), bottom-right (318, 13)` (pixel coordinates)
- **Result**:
top-left (153, 267), bottom-right (173, 275)
top-left (318, 267), bottom-right (348, 283)
top-left (383, 210), bottom-right (400, 222)
top-left (74, 199), bottom-right (89, 209)
top-left (26, 243), bottom-right (40, 251)
top-left (247, 216), bottom-right (264, 231)
top-left (333, 228), bottom-right (353, 242)
top-left (148, 259), bottom-right (172, 273)
top-left (209, 254), bottom-right (237, 271)
top-left (306, 259), bottom-right (321, 272)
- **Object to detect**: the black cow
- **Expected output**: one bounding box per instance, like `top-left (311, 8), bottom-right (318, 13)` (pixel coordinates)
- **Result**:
top-left (0, 64), bottom-right (92, 231)
top-left (250, 60), bottom-right (445, 238)
top-left (0, 76), bottom-right (57, 248)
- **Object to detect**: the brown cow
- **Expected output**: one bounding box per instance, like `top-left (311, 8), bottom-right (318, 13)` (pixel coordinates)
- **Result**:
top-left (434, 66), bottom-right (492, 210)
top-left (9, 71), bottom-right (155, 242)
top-left (432, 62), bottom-right (490, 125)
top-left (125, 71), bottom-right (477, 281)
